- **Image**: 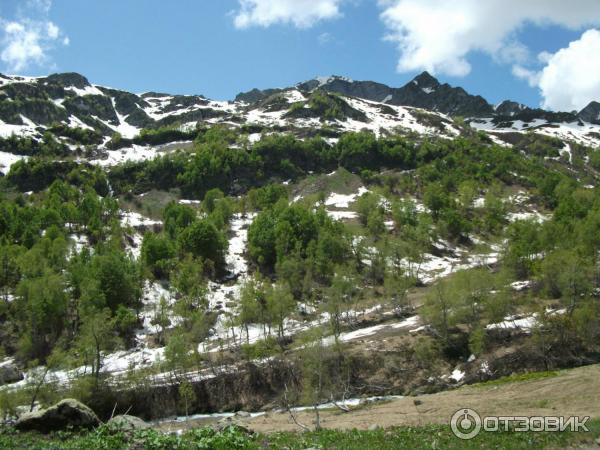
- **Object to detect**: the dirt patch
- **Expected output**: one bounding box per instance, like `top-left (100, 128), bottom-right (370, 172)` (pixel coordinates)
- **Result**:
top-left (231, 363), bottom-right (600, 433)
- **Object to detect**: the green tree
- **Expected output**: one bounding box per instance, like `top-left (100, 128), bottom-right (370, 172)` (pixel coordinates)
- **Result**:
top-left (151, 296), bottom-right (171, 346)
top-left (266, 282), bottom-right (296, 339)
top-left (141, 233), bottom-right (176, 279)
top-left (91, 250), bottom-right (141, 312)
top-left (202, 188), bottom-right (224, 214)
top-left (178, 380), bottom-right (196, 417)
top-left (163, 202), bottom-right (196, 238)
top-left (238, 276), bottom-right (267, 344)
top-left (171, 256), bottom-right (208, 316)
top-left (423, 183), bottom-right (449, 220)
top-left (178, 219), bottom-right (227, 269)
top-left (76, 308), bottom-right (118, 384)
top-left (324, 265), bottom-right (359, 342)
top-left (16, 272), bottom-right (68, 360)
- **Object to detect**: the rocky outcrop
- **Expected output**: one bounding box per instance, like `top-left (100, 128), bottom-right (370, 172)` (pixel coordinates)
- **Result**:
top-left (214, 417), bottom-right (254, 434)
top-left (235, 87), bottom-right (285, 104)
top-left (15, 399), bottom-right (100, 433)
top-left (44, 72), bottom-right (91, 89)
top-left (385, 72), bottom-right (493, 117)
top-left (297, 77), bottom-right (393, 104)
top-left (107, 414), bottom-right (150, 431)
top-left (289, 72), bottom-right (495, 117)
top-left (494, 100), bottom-right (528, 117)
top-left (579, 101), bottom-right (600, 124)
top-left (0, 361), bottom-right (23, 385)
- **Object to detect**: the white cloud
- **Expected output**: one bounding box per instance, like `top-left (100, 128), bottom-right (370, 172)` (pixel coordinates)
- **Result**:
top-left (378, 0), bottom-right (600, 77)
top-left (26, 0), bottom-right (52, 14)
top-left (318, 32), bottom-right (333, 44)
top-left (512, 65), bottom-right (540, 87)
top-left (531, 29), bottom-right (600, 112)
top-left (233, 0), bottom-right (343, 29)
top-left (0, 0), bottom-right (68, 72)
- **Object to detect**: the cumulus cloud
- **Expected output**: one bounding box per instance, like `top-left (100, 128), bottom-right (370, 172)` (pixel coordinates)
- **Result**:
top-left (378, 0), bottom-right (600, 77)
top-left (233, 0), bottom-right (343, 29)
top-left (524, 29), bottom-right (600, 112)
top-left (0, 0), bottom-right (68, 72)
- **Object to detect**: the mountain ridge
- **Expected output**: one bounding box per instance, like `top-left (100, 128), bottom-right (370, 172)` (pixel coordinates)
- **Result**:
top-left (1, 69), bottom-right (600, 174)
top-left (237, 71), bottom-right (599, 123)
top-left (3, 70), bottom-right (598, 123)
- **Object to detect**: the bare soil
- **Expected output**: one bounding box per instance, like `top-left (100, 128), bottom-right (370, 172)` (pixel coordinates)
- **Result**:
top-left (157, 363), bottom-right (600, 434)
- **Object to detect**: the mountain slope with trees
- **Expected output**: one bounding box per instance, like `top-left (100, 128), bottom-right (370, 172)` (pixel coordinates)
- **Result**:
top-left (0, 72), bottom-right (599, 432)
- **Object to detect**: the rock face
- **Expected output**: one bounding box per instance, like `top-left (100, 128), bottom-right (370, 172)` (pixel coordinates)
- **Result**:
top-left (15, 399), bottom-right (100, 433)
top-left (235, 87), bottom-right (285, 104)
top-left (0, 361), bottom-right (23, 386)
top-left (243, 72), bottom-right (496, 117)
top-left (579, 101), bottom-right (600, 123)
top-left (107, 414), bottom-right (150, 431)
top-left (384, 71), bottom-right (494, 117)
top-left (494, 100), bottom-right (528, 117)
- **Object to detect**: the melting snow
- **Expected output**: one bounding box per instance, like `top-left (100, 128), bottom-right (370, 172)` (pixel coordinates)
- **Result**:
top-left (0, 151), bottom-right (26, 174)
top-left (120, 211), bottom-right (162, 229)
top-left (325, 186), bottom-right (369, 208)
top-left (450, 368), bottom-right (465, 382)
top-left (111, 98), bottom-right (141, 139)
top-left (65, 85), bottom-right (104, 97)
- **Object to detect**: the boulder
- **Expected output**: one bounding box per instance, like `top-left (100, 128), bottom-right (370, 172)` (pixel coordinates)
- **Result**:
top-left (234, 410), bottom-right (251, 418)
top-left (15, 399), bottom-right (100, 433)
top-left (0, 361), bottom-right (23, 386)
top-left (107, 414), bottom-right (150, 431)
top-left (214, 417), bottom-right (253, 435)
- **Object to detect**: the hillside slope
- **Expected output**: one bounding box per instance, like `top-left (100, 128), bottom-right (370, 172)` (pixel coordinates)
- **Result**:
top-left (223, 364), bottom-right (600, 433)
top-left (1, 71), bottom-right (600, 175)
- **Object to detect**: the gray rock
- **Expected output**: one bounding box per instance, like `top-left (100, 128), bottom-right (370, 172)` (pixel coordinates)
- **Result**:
top-left (15, 399), bottom-right (100, 433)
top-left (235, 410), bottom-right (251, 418)
top-left (579, 101), bottom-right (600, 124)
top-left (214, 418), bottom-right (253, 435)
top-left (107, 414), bottom-right (149, 431)
top-left (0, 362), bottom-right (23, 386)
top-left (368, 424), bottom-right (380, 431)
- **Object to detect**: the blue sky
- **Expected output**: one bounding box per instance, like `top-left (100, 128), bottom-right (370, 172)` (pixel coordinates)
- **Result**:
top-left (1, 0), bottom-right (599, 111)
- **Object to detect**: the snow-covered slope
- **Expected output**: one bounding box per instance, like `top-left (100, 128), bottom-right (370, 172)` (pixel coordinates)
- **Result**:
top-left (1, 71), bottom-right (600, 175)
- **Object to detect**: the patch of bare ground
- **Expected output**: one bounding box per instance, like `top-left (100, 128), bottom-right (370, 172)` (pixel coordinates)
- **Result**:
top-left (230, 363), bottom-right (600, 433)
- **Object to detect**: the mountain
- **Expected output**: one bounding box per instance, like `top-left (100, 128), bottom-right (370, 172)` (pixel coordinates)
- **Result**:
top-left (239, 71), bottom-right (494, 117)
top-left (3, 69), bottom-right (600, 437)
top-left (494, 100), bottom-right (528, 116)
top-left (1, 70), bottom-right (600, 175)
top-left (234, 87), bottom-right (285, 104)
top-left (379, 71), bottom-right (493, 117)
top-left (579, 101), bottom-right (600, 124)
top-left (239, 72), bottom-right (600, 125)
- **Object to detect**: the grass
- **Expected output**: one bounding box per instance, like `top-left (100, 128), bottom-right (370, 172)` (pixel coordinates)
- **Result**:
top-left (120, 189), bottom-right (181, 219)
top-left (474, 370), bottom-right (562, 388)
top-left (293, 167), bottom-right (362, 199)
top-left (1, 420), bottom-right (598, 450)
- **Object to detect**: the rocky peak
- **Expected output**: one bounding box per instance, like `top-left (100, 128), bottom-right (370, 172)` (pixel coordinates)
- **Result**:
top-left (411, 71), bottom-right (440, 90)
top-left (578, 101), bottom-right (600, 123)
top-left (43, 72), bottom-right (91, 89)
top-left (235, 87), bottom-right (284, 104)
top-left (495, 100), bottom-right (529, 117)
